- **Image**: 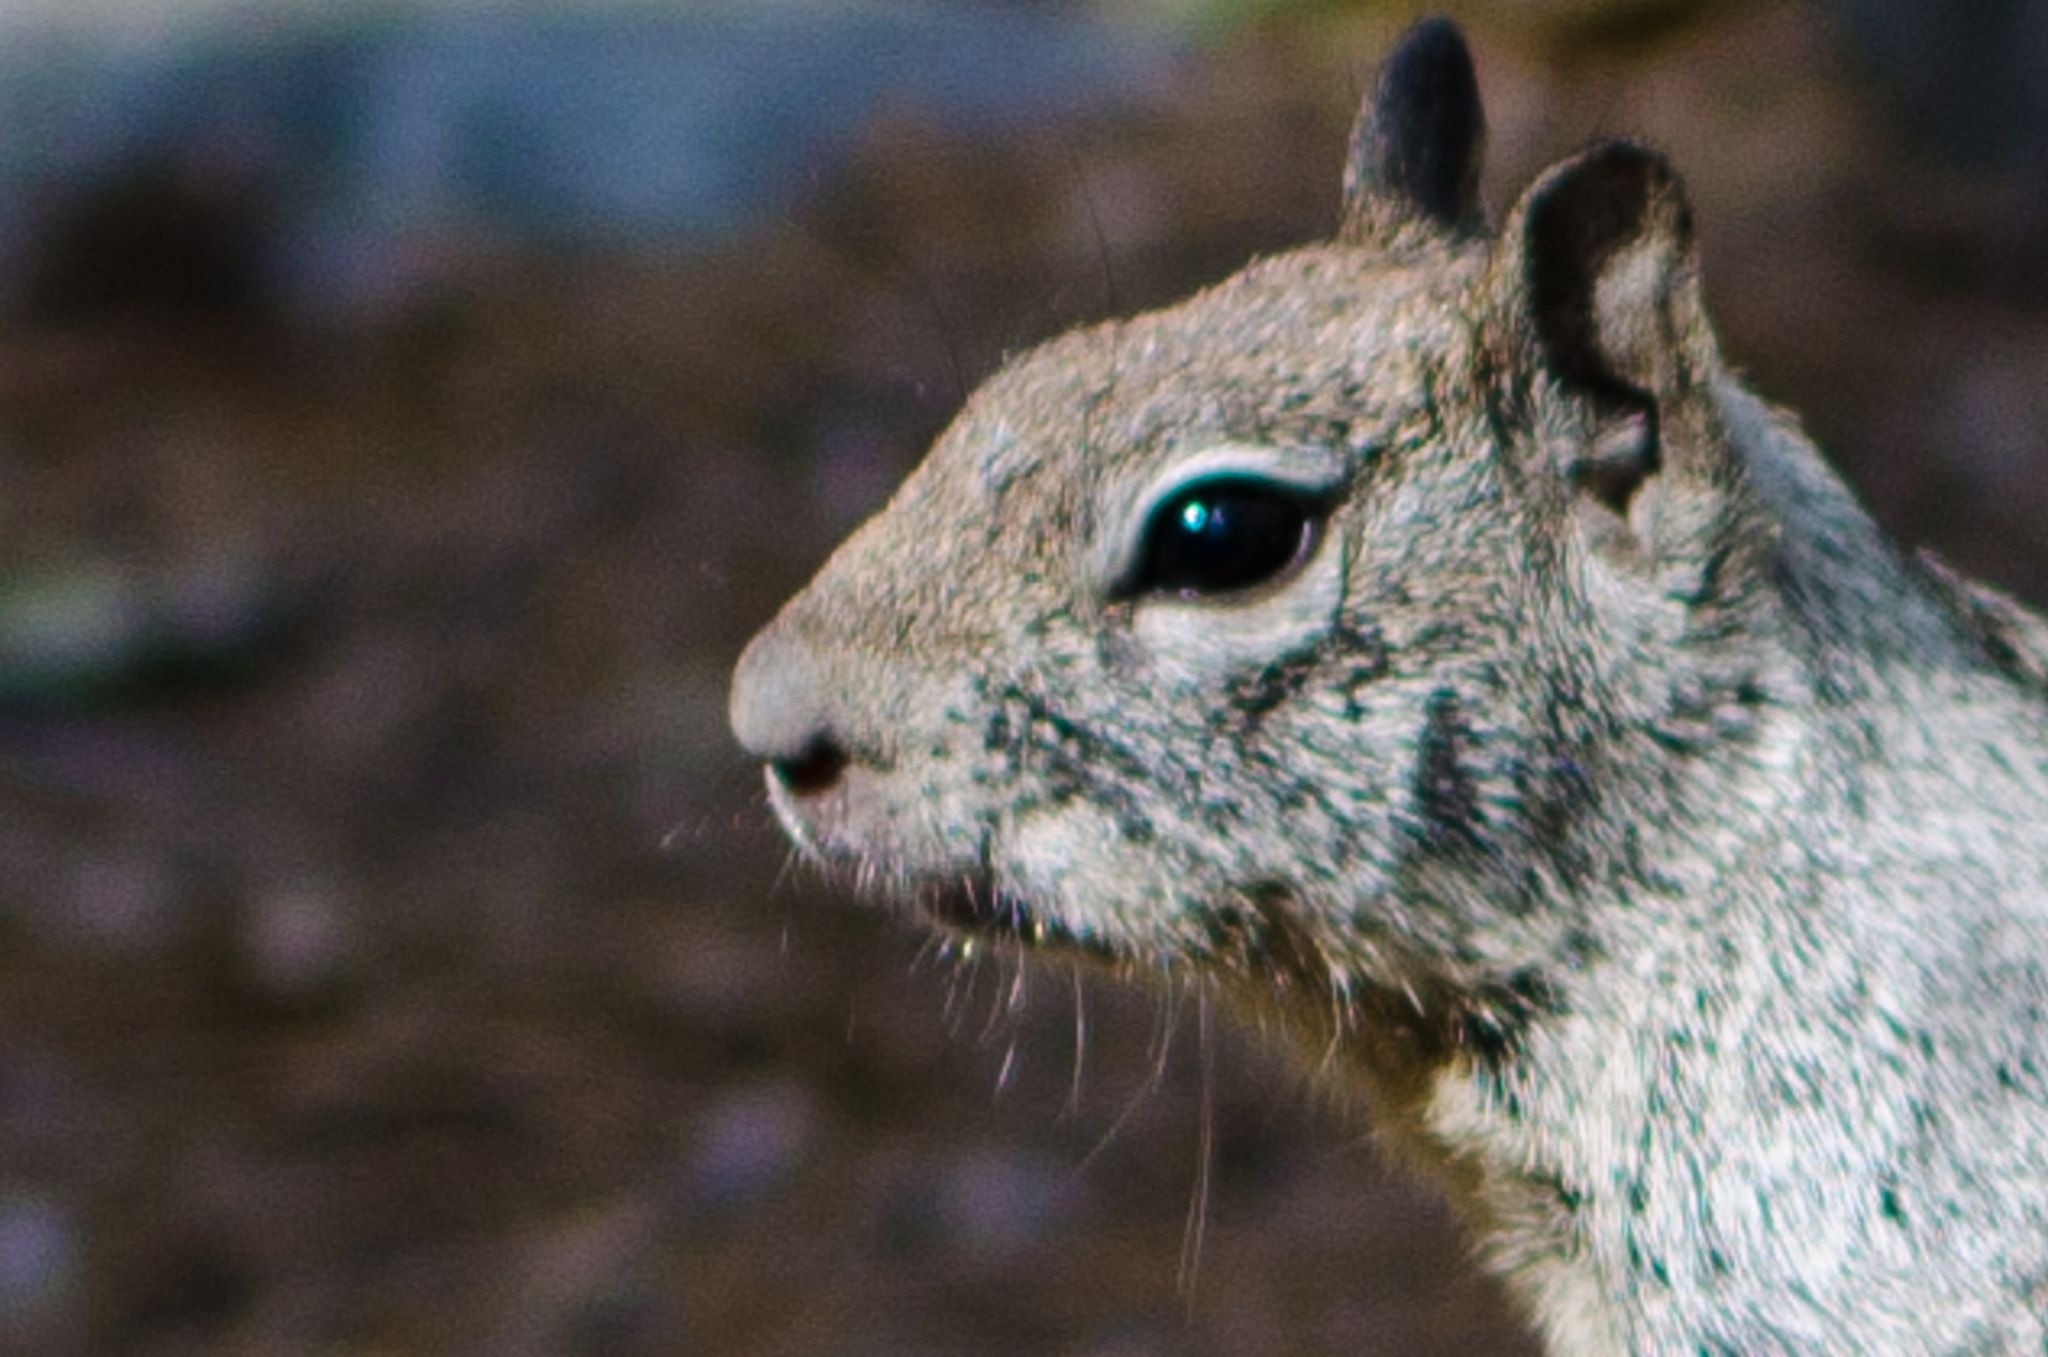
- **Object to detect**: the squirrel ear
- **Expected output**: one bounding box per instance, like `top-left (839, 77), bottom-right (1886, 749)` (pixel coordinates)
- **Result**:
top-left (1340, 16), bottom-right (1487, 244)
top-left (1511, 141), bottom-right (1702, 400)
top-left (1501, 142), bottom-right (1713, 515)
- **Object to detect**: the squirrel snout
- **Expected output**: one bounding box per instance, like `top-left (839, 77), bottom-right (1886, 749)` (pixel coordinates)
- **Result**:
top-left (729, 626), bottom-right (850, 797)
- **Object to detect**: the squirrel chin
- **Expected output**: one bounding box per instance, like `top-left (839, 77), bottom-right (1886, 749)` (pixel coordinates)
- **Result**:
top-left (912, 875), bottom-right (1119, 960)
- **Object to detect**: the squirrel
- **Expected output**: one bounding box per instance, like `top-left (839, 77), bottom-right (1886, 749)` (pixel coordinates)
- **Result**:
top-left (730, 17), bottom-right (2048, 1355)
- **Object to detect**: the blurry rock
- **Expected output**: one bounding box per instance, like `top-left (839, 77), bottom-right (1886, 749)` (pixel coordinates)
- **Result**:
top-left (0, 554), bottom-right (289, 708)
top-left (0, 565), bottom-right (139, 702)
top-left (66, 839), bottom-right (184, 955)
top-left (639, 912), bottom-right (803, 1030)
top-left (0, 5), bottom-right (1170, 324)
top-left (16, 159), bottom-right (278, 335)
top-left (496, 1198), bottom-right (663, 1357)
top-left (0, 1052), bottom-right (91, 1171)
top-left (0, 1191), bottom-right (81, 1352)
top-left (237, 877), bottom-right (362, 1012)
top-left (1824, 0), bottom-right (2048, 169)
top-left (114, 1236), bottom-right (255, 1347)
top-left (862, 1142), bottom-right (1077, 1265)
top-left (684, 1081), bottom-right (818, 1211)
top-left (933, 1145), bottom-right (1074, 1261)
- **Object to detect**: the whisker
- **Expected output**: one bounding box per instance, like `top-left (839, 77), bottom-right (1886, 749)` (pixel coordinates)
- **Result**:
top-left (1178, 986), bottom-right (1218, 1305)
top-left (994, 1037), bottom-right (1021, 1097)
top-left (979, 945), bottom-right (1018, 1042)
top-left (1065, 967), bottom-right (1089, 1121)
top-left (942, 948), bottom-right (980, 1035)
top-left (1149, 968), bottom-right (1183, 1087)
top-left (1053, 127), bottom-right (1121, 318)
top-left (1006, 954), bottom-right (1029, 1017)
top-left (908, 931), bottom-right (946, 976)
top-left (770, 846), bottom-right (805, 898)
top-left (1077, 972), bottom-right (1183, 1174)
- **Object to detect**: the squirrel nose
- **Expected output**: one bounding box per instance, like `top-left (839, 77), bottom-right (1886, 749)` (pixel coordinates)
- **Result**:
top-left (729, 626), bottom-right (850, 796)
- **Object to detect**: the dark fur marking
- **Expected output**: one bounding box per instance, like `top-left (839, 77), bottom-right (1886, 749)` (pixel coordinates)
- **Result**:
top-left (1329, 619), bottom-right (1394, 717)
top-left (1225, 656), bottom-right (1314, 728)
top-left (1193, 886), bottom-right (1344, 1006)
top-left (1416, 687), bottom-right (1481, 845)
top-left (1515, 746), bottom-right (1601, 890)
top-left (1915, 548), bottom-right (2048, 693)
top-left (1527, 1165), bottom-right (1586, 1215)
top-left (1216, 621), bottom-right (1388, 735)
top-left (1347, 962), bottom-right (1565, 1081)
top-left (1880, 1180), bottom-right (1907, 1228)
top-left (983, 680), bottom-right (1160, 844)
top-left (1456, 966), bottom-right (1565, 1067)
top-left (1560, 927), bottom-right (1605, 973)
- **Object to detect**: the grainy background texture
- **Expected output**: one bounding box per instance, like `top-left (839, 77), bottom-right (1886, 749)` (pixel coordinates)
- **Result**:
top-left (0, 1), bottom-right (2044, 1353)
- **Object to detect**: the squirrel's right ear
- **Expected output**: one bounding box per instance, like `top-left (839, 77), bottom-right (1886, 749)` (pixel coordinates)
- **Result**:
top-left (1506, 142), bottom-right (1705, 403)
top-left (1497, 141), bottom-right (1719, 520)
top-left (1340, 16), bottom-right (1487, 245)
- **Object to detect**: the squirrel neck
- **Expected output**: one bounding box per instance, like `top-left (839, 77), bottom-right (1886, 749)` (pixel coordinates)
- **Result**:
top-left (1317, 379), bottom-right (2048, 1352)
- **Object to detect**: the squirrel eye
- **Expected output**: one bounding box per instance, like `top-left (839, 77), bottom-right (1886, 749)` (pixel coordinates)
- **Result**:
top-left (1130, 477), bottom-right (1318, 599)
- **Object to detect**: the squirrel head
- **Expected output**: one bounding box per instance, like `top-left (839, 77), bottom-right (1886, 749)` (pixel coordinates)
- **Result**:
top-left (732, 18), bottom-right (1773, 1044)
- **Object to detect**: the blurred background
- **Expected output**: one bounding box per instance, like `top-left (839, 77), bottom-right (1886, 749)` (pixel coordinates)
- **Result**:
top-left (0, 1), bottom-right (2044, 1353)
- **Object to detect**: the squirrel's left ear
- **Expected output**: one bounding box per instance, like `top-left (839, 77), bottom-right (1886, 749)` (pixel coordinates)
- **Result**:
top-left (1341, 16), bottom-right (1487, 244)
top-left (1498, 141), bottom-right (1719, 516)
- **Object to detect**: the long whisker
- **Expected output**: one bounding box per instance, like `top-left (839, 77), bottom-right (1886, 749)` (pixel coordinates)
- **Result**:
top-left (1065, 967), bottom-right (1089, 1121)
top-left (1077, 970), bottom-right (1183, 1174)
top-left (1178, 985), bottom-right (1217, 1305)
top-left (993, 1037), bottom-right (1021, 1097)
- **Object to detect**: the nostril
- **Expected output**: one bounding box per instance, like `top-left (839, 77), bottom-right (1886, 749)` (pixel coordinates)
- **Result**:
top-left (732, 626), bottom-right (850, 786)
top-left (775, 738), bottom-right (849, 797)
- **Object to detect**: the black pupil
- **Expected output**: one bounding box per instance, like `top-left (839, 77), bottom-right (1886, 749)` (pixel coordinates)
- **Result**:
top-left (1135, 479), bottom-right (1311, 597)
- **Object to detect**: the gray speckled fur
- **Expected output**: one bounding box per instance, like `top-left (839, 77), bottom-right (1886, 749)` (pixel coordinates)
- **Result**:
top-left (730, 21), bottom-right (2048, 1354)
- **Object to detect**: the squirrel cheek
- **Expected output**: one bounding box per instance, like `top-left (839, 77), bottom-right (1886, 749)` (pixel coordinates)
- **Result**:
top-left (1127, 529), bottom-right (1349, 681)
top-left (1003, 799), bottom-right (1169, 940)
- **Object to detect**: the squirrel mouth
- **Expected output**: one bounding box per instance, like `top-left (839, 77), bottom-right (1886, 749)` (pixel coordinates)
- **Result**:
top-left (919, 876), bottom-right (1037, 937)
top-left (915, 876), bottom-right (1112, 959)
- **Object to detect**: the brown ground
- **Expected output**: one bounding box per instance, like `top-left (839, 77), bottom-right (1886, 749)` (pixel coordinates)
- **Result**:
top-left (2, 3), bottom-right (2046, 1354)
